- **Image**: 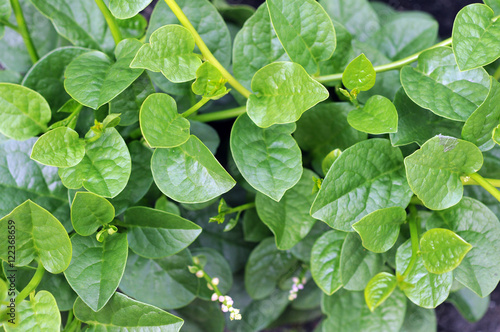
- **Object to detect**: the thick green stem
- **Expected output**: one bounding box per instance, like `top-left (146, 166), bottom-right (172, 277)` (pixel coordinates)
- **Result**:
top-left (164, 0), bottom-right (251, 99)
top-left (94, 0), bottom-right (122, 45)
top-left (190, 106), bottom-right (246, 123)
top-left (468, 173), bottom-right (500, 202)
top-left (314, 37), bottom-right (453, 84)
top-left (16, 262), bottom-right (44, 304)
top-left (461, 175), bottom-right (500, 187)
top-left (223, 202), bottom-right (255, 214)
top-left (182, 97), bottom-right (210, 118)
top-left (402, 205), bottom-right (420, 279)
top-left (10, 0), bottom-right (38, 63)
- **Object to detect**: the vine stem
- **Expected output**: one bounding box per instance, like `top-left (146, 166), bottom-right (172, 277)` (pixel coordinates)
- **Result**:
top-left (402, 205), bottom-right (420, 279)
top-left (15, 261), bottom-right (44, 304)
top-left (461, 176), bottom-right (500, 187)
top-left (223, 202), bottom-right (255, 214)
top-left (189, 106), bottom-right (246, 122)
top-left (163, 0), bottom-right (252, 99)
top-left (10, 0), bottom-right (38, 63)
top-left (468, 173), bottom-right (500, 202)
top-left (94, 0), bottom-right (122, 45)
top-left (314, 37), bottom-right (453, 84)
top-left (182, 97), bottom-right (210, 118)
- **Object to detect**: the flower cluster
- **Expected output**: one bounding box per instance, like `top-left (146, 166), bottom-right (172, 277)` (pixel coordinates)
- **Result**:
top-left (211, 293), bottom-right (242, 320)
top-left (288, 276), bottom-right (306, 301)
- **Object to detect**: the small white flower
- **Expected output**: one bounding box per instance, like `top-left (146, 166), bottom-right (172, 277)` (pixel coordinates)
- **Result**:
top-left (230, 312), bottom-right (235, 320)
top-left (195, 270), bottom-right (204, 278)
top-left (221, 305), bottom-right (228, 312)
top-left (298, 284), bottom-right (304, 290)
top-left (219, 295), bottom-right (225, 302)
top-left (212, 277), bottom-right (220, 286)
top-left (235, 314), bottom-right (242, 320)
top-left (288, 293), bottom-right (297, 301)
top-left (292, 277), bottom-right (299, 283)
top-left (211, 293), bottom-right (218, 301)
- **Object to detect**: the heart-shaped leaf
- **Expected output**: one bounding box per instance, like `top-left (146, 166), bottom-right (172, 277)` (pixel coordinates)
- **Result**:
top-left (192, 61), bottom-right (228, 100)
top-left (342, 54), bottom-right (376, 92)
top-left (71, 192), bottom-right (115, 236)
top-left (347, 95), bottom-right (398, 134)
top-left (247, 62), bottom-right (329, 128)
top-left (131, 25), bottom-right (202, 83)
top-left (30, 127), bottom-right (85, 167)
top-left (364, 272), bottom-right (397, 312)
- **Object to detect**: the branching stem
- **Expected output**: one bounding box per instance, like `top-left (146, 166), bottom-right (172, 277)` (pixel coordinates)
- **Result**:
top-left (223, 202), bottom-right (255, 215)
top-left (10, 0), bottom-right (38, 63)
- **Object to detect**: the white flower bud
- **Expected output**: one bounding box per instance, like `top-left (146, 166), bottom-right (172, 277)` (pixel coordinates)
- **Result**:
top-left (221, 305), bottom-right (228, 312)
top-left (292, 277), bottom-right (299, 284)
top-left (212, 277), bottom-right (220, 286)
top-left (211, 293), bottom-right (218, 301)
top-left (207, 283), bottom-right (213, 290)
top-left (235, 314), bottom-right (242, 320)
top-left (195, 270), bottom-right (204, 278)
top-left (219, 295), bottom-right (225, 302)
top-left (298, 284), bottom-right (304, 290)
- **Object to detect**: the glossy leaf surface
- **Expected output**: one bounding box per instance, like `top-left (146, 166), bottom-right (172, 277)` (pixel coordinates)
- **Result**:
top-left (31, 127), bottom-right (85, 167)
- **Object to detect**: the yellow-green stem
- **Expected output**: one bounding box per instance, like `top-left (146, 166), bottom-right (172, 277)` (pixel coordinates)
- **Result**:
top-left (461, 176), bottom-right (500, 187)
top-left (16, 262), bottom-right (44, 304)
top-left (223, 202), bottom-right (255, 214)
top-left (468, 172), bottom-right (500, 202)
top-left (10, 0), bottom-right (38, 63)
top-left (402, 205), bottom-right (420, 279)
top-left (190, 106), bottom-right (246, 123)
top-left (94, 0), bottom-right (122, 45)
top-left (163, 0), bottom-right (251, 98)
top-left (182, 97), bottom-right (210, 118)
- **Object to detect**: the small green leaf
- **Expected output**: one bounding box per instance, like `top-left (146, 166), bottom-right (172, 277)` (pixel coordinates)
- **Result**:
top-left (266, 0), bottom-right (336, 75)
top-left (0, 84), bottom-right (51, 140)
top-left (109, 0), bottom-right (153, 19)
top-left (420, 228), bottom-right (472, 274)
top-left (404, 135), bottom-right (483, 210)
top-left (364, 272), bottom-right (397, 312)
top-left (71, 192), bottom-right (115, 236)
top-left (342, 54), bottom-right (376, 93)
top-left (30, 127), bottom-right (85, 167)
top-left (74, 292), bottom-right (184, 331)
top-left (347, 95), bottom-right (398, 134)
top-left (310, 230), bottom-right (347, 295)
top-left (64, 233), bottom-right (128, 311)
top-left (247, 62), bottom-right (329, 128)
top-left (102, 113), bottom-right (121, 129)
top-left (131, 25), bottom-right (202, 83)
top-left (0, 200), bottom-right (71, 274)
top-left (230, 113), bottom-right (302, 201)
top-left (140, 93), bottom-right (190, 148)
top-left (352, 207), bottom-right (406, 253)
top-left (452, 4), bottom-right (500, 70)
top-left (152, 135), bottom-right (236, 204)
top-left (64, 39), bottom-right (144, 109)
top-left (119, 207), bottom-right (201, 259)
top-left (192, 61), bottom-right (228, 99)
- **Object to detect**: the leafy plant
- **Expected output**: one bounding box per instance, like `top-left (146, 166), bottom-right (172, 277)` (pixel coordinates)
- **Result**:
top-left (0, 0), bottom-right (500, 331)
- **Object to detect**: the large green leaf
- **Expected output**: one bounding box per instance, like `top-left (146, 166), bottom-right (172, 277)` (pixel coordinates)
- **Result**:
top-left (109, 0), bottom-right (153, 19)
top-left (347, 95), bottom-right (398, 134)
top-left (175, 299), bottom-right (224, 332)
top-left (119, 207), bottom-right (201, 259)
top-left (247, 62), bottom-right (329, 128)
top-left (447, 287), bottom-right (490, 322)
top-left (65, 39), bottom-right (144, 109)
top-left (64, 234), bottom-right (128, 311)
top-left (399, 302), bottom-right (437, 332)
top-left (74, 292), bottom-right (184, 331)
top-left (71, 192), bottom-right (115, 236)
top-left (352, 207), bottom-right (406, 253)
top-left (404, 135), bottom-right (483, 210)
top-left (242, 208), bottom-right (272, 243)
top-left (462, 77), bottom-right (500, 151)
top-left (310, 230), bottom-right (347, 295)
top-left (0, 200), bottom-right (71, 273)
top-left (255, 169), bottom-right (318, 250)
top-left (485, 0), bottom-right (500, 14)
top-left (311, 139), bottom-right (412, 231)
top-left (0, 84), bottom-right (50, 140)
top-left (245, 237), bottom-right (298, 300)
top-left (364, 272), bottom-right (397, 312)
top-left (400, 47), bottom-right (490, 121)
top-left (152, 135), bottom-right (235, 204)
top-left (266, 0), bottom-right (336, 75)
top-left (119, 250), bottom-right (199, 309)
top-left (230, 113), bottom-right (302, 201)
top-left (395, 239), bottom-right (452, 308)
top-left (140, 93), bottom-right (190, 148)
top-left (30, 127), bottom-right (85, 167)
top-left (234, 291), bottom-right (289, 332)
top-left (342, 54), bottom-right (376, 92)
top-left (452, 4), bottom-right (500, 70)
top-left (426, 197), bottom-right (500, 297)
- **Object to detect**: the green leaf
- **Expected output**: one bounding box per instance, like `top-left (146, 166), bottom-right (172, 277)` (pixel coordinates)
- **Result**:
top-left (364, 272), bottom-right (397, 312)
top-left (119, 206), bottom-right (201, 259)
top-left (255, 169), bottom-right (318, 250)
top-left (242, 208), bottom-right (272, 242)
top-left (321, 149), bottom-right (342, 175)
top-left (310, 230), bottom-right (347, 295)
top-left (109, 0), bottom-right (153, 19)
top-left (399, 302), bottom-right (437, 332)
top-left (452, 4), bottom-right (500, 70)
top-left (342, 54), bottom-right (376, 92)
top-left (191, 248), bottom-right (232, 300)
top-left (140, 93), bottom-right (190, 148)
top-left (484, 0), bottom-right (500, 14)
top-left (65, 39), bottom-right (144, 109)
top-left (230, 113), bottom-right (302, 201)
top-left (192, 62), bottom-right (228, 99)
top-left (0, 200), bottom-right (71, 273)
top-left (233, 4), bottom-right (288, 91)
top-left (59, 128), bottom-right (132, 198)
top-left (266, 0), bottom-right (336, 75)
top-left (189, 121), bottom-right (220, 154)
top-left (390, 88), bottom-right (463, 147)
top-left (426, 197), bottom-right (500, 297)
top-left (247, 62), bottom-right (329, 128)
top-left (396, 239), bottom-right (453, 308)
top-left (0, 84), bottom-right (50, 140)
top-left (3, 291), bottom-right (60, 332)
top-left (339, 232), bottom-right (384, 291)
top-left (131, 25), bottom-right (201, 83)
top-left (447, 287), bottom-right (489, 322)
top-left (74, 292), bottom-right (184, 331)
top-left (462, 77), bottom-right (500, 151)
top-left (311, 139), bottom-right (412, 231)
top-left (0, 0), bottom-right (10, 19)
top-left (245, 237), bottom-right (298, 300)
top-left (352, 207), bottom-right (406, 253)
top-left (64, 234), bottom-right (128, 311)
top-left (175, 299), bottom-right (224, 332)
top-left (71, 192), bottom-right (115, 236)
top-left (347, 95), bottom-right (398, 134)
top-left (30, 127), bottom-right (85, 167)
top-left (400, 47), bottom-right (490, 121)
top-left (152, 135), bottom-right (236, 204)
top-left (119, 250), bottom-right (199, 309)
top-left (404, 135), bottom-right (483, 210)
top-left (234, 291), bottom-right (289, 332)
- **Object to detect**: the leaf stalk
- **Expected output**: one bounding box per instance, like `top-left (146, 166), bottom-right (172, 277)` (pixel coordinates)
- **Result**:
top-left (94, 0), bottom-right (122, 45)
top-left (402, 205), bottom-right (420, 279)
top-left (189, 106), bottom-right (247, 122)
top-left (182, 97), bottom-right (210, 118)
top-left (468, 173), bottom-right (500, 202)
top-left (10, 0), bottom-right (38, 63)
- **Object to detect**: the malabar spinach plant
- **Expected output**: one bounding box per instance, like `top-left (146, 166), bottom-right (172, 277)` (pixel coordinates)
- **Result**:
top-left (0, 0), bottom-right (500, 331)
